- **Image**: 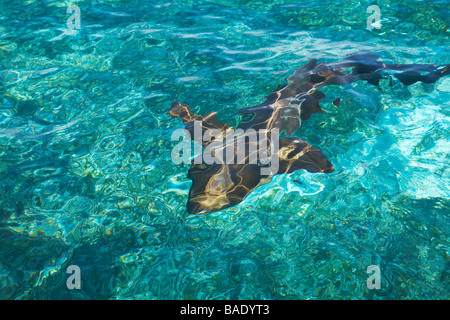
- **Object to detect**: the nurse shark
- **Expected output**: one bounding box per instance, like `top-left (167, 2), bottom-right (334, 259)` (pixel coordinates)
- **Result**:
top-left (169, 53), bottom-right (449, 214)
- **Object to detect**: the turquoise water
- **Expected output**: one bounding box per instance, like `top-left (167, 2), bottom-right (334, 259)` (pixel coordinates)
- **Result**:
top-left (0, 0), bottom-right (449, 300)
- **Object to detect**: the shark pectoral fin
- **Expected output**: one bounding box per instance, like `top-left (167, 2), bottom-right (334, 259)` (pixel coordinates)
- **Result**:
top-left (186, 163), bottom-right (263, 214)
top-left (169, 102), bottom-right (231, 142)
top-left (298, 89), bottom-right (326, 121)
top-left (277, 137), bottom-right (334, 175)
top-left (186, 163), bottom-right (230, 214)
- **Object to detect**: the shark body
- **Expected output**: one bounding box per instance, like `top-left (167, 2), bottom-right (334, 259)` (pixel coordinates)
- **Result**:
top-left (169, 53), bottom-right (449, 214)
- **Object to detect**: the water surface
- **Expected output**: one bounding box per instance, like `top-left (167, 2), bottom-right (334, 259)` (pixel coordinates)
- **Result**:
top-left (0, 0), bottom-right (448, 299)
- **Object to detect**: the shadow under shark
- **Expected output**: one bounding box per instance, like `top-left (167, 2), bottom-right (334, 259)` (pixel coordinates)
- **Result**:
top-left (169, 53), bottom-right (449, 214)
